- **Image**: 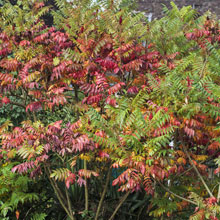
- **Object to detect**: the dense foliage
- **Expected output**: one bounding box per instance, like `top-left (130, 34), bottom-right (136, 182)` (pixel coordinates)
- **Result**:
top-left (1, 0), bottom-right (220, 219)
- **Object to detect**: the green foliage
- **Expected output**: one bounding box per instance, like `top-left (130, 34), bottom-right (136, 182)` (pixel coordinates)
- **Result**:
top-left (0, 0), bottom-right (50, 34)
top-left (31, 213), bottom-right (47, 220)
top-left (50, 168), bottom-right (71, 181)
top-left (0, 162), bottom-right (38, 218)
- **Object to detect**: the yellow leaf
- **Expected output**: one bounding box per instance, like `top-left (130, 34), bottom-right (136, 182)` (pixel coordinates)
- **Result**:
top-left (27, 153), bottom-right (34, 160)
top-left (7, 149), bottom-right (16, 159)
top-left (177, 157), bottom-right (186, 165)
top-left (79, 154), bottom-right (91, 161)
top-left (195, 155), bottom-right (208, 161)
top-left (71, 160), bottom-right (76, 167)
top-left (2, 162), bottom-right (8, 167)
top-left (16, 210), bottom-right (19, 220)
top-left (16, 80), bottom-right (23, 88)
top-left (53, 57), bottom-right (60, 66)
top-left (170, 159), bottom-right (175, 165)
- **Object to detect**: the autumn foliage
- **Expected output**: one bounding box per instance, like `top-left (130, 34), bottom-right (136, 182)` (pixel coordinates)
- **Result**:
top-left (1, 0), bottom-right (220, 219)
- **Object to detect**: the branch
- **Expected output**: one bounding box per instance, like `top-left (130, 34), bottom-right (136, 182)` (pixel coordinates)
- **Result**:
top-left (108, 191), bottom-right (130, 220)
top-left (84, 160), bottom-right (89, 211)
top-left (73, 84), bottom-right (79, 102)
top-left (95, 166), bottom-right (112, 220)
top-left (65, 186), bottom-right (74, 220)
top-left (217, 183), bottom-right (220, 203)
top-left (32, 111), bottom-right (37, 122)
top-left (9, 91), bottom-right (25, 100)
top-left (183, 145), bottom-right (214, 197)
top-left (175, 148), bottom-right (220, 179)
top-left (9, 101), bottom-right (25, 108)
top-left (44, 166), bottom-right (76, 220)
top-left (156, 180), bottom-right (197, 205)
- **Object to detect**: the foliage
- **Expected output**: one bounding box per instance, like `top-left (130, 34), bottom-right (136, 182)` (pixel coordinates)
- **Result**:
top-left (0, 162), bottom-right (40, 219)
top-left (1, 0), bottom-right (220, 219)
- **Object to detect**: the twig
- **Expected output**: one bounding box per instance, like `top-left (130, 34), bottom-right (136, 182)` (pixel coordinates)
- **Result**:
top-left (9, 101), bottom-right (25, 108)
top-left (95, 166), bottom-right (112, 220)
top-left (175, 148), bottom-right (220, 179)
top-left (33, 111), bottom-right (37, 122)
top-left (183, 145), bottom-right (214, 197)
top-left (217, 183), bottom-right (220, 203)
top-left (108, 191), bottom-right (130, 220)
top-left (44, 166), bottom-right (76, 220)
top-left (23, 198), bottom-right (51, 219)
top-left (84, 160), bottom-right (89, 211)
top-left (137, 205), bottom-right (145, 220)
top-left (65, 186), bottom-right (74, 220)
top-left (157, 180), bottom-right (197, 205)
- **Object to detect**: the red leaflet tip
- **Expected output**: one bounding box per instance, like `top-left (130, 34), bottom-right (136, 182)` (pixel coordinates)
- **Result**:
top-left (119, 16), bottom-right (122, 25)
top-left (2, 97), bottom-right (10, 104)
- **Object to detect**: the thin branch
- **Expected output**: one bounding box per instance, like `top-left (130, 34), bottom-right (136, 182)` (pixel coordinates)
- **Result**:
top-left (9, 91), bottom-right (25, 100)
top-left (22, 87), bottom-right (33, 99)
top-left (9, 100), bottom-right (32, 118)
top-left (217, 166), bottom-right (220, 202)
top-left (9, 101), bottom-right (25, 108)
top-left (47, 166), bottom-right (66, 202)
top-left (217, 183), bottom-right (220, 203)
top-left (108, 191), bottom-right (130, 220)
top-left (175, 148), bottom-right (220, 179)
top-left (137, 205), bottom-right (145, 220)
top-left (23, 198), bottom-right (51, 219)
top-left (84, 160), bottom-right (89, 211)
top-left (95, 166), bottom-right (112, 220)
top-left (65, 186), bottom-right (74, 220)
top-left (32, 111), bottom-right (37, 122)
top-left (157, 181), bottom-right (197, 205)
top-left (44, 166), bottom-right (76, 220)
top-left (183, 145), bottom-right (214, 197)
top-left (45, 167), bottom-right (66, 203)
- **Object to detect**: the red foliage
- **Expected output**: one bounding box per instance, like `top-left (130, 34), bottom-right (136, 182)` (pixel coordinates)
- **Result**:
top-left (1, 96), bottom-right (10, 104)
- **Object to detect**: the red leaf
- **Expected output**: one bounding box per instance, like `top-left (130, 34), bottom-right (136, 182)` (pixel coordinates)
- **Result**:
top-left (112, 178), bottom-right (119, 186)
top-left (26, 102), bottom-right (42, 112)
top-left (84, 94), bottom-right (103, 104)
top-left (127, 86), bottom-right (139, 94)
top-left (98, 150), bottom-right (109, 158)
top-left (16, 210), bottom-right (19, 219)
top-left (108, 82), bottom-right (125, 95)
top-left (77, 176), bottom-right (86, 187)
top-left (207, 197), bottom-right (217, 205)
top-left (214, 167), bottom-right (220, 175)
top-left (184, 126), bottom-right (195, 137)
top-left (2, 97), bottom-right (10, 104)
top-left (106, 96), bottom-right (116, 106)
top-left (65, 173), bottom-right (76, 189)
top-left (80, 26), bottom-right (84, 33)
top-left (114, 67), bottom-right (120, 73)
top-left (19, 40), bottom-right (30, 47)
top-left (34, 2), bottom-right (45, 9)
top-left (208, 142), bottom-right (220, 151)
top-left (119, 16), bottom-right (122, 25)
